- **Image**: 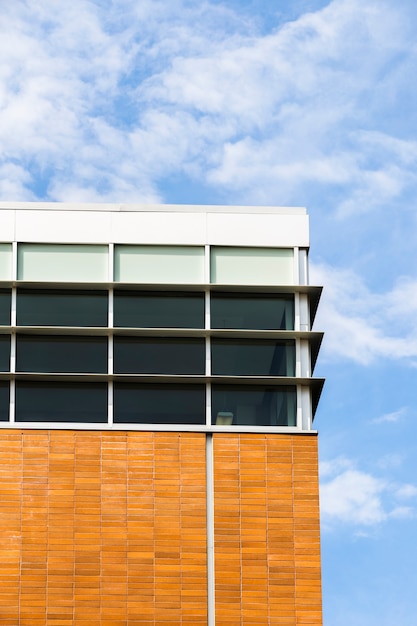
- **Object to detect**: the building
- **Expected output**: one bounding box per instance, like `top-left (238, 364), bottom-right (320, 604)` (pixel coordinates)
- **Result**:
top-left (0, 202), bottom-right (324, 625)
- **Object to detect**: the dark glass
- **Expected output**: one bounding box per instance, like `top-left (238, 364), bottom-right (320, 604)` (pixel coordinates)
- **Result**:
top-left (114, 337), bottom-right (205, 374)
top-left (0, 290), bottom-right (11, 325)
top-left (15, 381), bottom-right (107, 422)
top-left (114, 291), bottom-right (205, 328)
top-left (211, 339), bottom-right (295, 376)
top-left (212, 385), bottom-right (296, 426)
top-left (0, 335), bottom-right (11, 371)
top-left (0, 382), bottom-right (9, 421)
top-left (211, 293), bottom-right (294, 330)
top-left (16, 289), bottom-right (108, 326)
top-left (16, 335), bottom-right (107, 373)
top-left (114, 383), bottom-right (205, 424)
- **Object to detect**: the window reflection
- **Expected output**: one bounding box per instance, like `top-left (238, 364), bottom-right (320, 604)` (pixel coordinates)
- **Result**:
top-left (0, 335), bottom-right (10, 371)
top-left (114, 383), bottom-right (205, 424)
top-left (17, 289), bottom-right (108, 327)
top-left (114, 337), bottom-right (205, 374)
top-left (0, 290), bottom-right (11, 326)
top-left (211, 339), bottom-right (295, 376)
top-left (114, 291), bottom-right (205, 328)
top-left (211, 293), bottom-right (294, 330)
top-left (0, 382), bottom-right (8, 421)
top-left (16, 335), bottom-right (107, 373)
top-left (15, 382), bottom-right (108, 422)
top-left (212, 385), bottom-right (297, 426)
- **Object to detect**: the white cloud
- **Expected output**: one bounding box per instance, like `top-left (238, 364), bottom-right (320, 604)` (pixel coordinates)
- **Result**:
top-left (372, 407), bottom-right (407, 424)
top-left (394, 484), bottom-right (417, 499)
top-left (320, 457), bottom-right (417, 528)
top-left (311, 263), bottom-right (417, 364)
top-left (0, 0), bottom-right (416, 208)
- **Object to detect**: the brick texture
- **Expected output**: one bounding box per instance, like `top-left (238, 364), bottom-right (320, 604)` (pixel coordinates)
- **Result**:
top-left (0, 431), bottom-right (207, 626)
top-left (213, 434), bottom-right (322, 626)
top-left (0, 431), bottom-right (321, 625)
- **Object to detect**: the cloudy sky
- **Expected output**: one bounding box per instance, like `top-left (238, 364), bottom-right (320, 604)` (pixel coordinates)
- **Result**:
top-left (1, 0), bottom-right (417, 623)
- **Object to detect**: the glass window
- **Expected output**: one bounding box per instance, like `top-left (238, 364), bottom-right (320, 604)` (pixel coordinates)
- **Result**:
top-left (0, 335), bottom-right (10, 371)
top-left (114, 245), bottom-right (205, 284)
top-left (0, 244), bottom-right (12, 281)
top-left (211, 339), bottom-right (295, 377)
top-left (212, 385), bottom-right (297, 426)
top-left (16, 336), bottom-right (108, 373)
top-left (17, 244), bottom-right (109, 282)
top-left (114, 291), bottom-right (204, 328)
top-left (114, 337), bottom-right (205, 374)
top-left (0, 382), bottom-right (9, 421)
top-left (114, 383), bottom-right (205, 424)
top-left (15, 381), bottom-right (108, 423)
top-left (0, 290), bottom-right (11, 325)
top-left (210, 247), bottom-right (294, 285)
top-left (17, 289), bottom-right (108, 327)
top-left (211, 293), bottom-right (294, 330)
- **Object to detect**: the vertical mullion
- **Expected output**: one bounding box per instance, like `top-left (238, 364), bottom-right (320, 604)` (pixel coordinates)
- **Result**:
top-left (108, 283), bottom-right (114, 426)
top-left (294, 292), bottom-right (300, 332)
top-left (108, 243), bottom-right (114, 426)
top-left (205, 245), bottom-right (211, 427)
top-left (293, 246), bottom-right (299, 286)
top-left (9, 274), bottom-right (17, 423)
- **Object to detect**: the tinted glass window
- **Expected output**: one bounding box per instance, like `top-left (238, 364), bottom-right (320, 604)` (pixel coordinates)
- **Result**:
top-left (114, 337), bottom-right (205, 374)
top-left (0, 335), bottom-right (10, 371)
top-left (16, 335), bottom-right (107, 373)
top-left (114, 291), bottom-right (204, 328)
top-left (114, 383), bottom-right (205, 424)
top-left (211, 339), bottom-right (295, 376)
top-left (15, 382), bottom-right (107, 422)
top-left (211, 293), bottom-right (294, 330)
top-left (16, 289), bottom-right (108, 327)
top-left (0, 290), bottom-right (11, 326)
top-left (0, 382), bottom-right (9, 421)
top-left (212, 385), bottom-right (296, 426)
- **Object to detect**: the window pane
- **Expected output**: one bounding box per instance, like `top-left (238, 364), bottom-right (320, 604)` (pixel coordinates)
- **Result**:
top-left (0, 336), bottom-right (10, 371)
top-left (211, 293), bottom-right (294, 330)
top-left (0, 244), bottom-right (12, 280)
top-left (17, 244), bottom-right (109, 282)
top-left (114, 291), bottom-right (204, 328)
top-left (15, 382), bottom-right (108, 422)
top-left (211, 247), bottom-right (294, 285)
top-left (0, 381), bottom-right (9, 421)
top-left (17, 289), bottom-right (108, 327)
top-left (211, 339), bottom-right (295, 376)
top-left (16, 336), bottom-right (108, 373)
top-left (0, 290), bottom-right (11, 325)
top-left (115, 245), bottom-right (205, 284)
top-left (212, 385), bottom-right (296, 426)
top-left (114, 383), bottom-right (205, 424)
top-left (114, 337), bottom-right (205, 374)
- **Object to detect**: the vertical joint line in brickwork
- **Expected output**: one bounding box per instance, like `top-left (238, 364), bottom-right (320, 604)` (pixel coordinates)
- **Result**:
top-left (206, 433), bottom-right (215, 626)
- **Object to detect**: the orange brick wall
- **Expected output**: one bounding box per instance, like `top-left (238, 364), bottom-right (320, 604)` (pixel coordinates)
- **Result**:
top-left (0, 431), bottom-right (321, 626)
top-left (0, 431), bottom-right (207, 626)
top-left (213, 434), bottom-right (322, 626)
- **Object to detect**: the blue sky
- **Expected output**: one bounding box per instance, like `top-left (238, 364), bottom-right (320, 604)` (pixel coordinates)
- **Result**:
top-left (1, 0), bottom-right (417, 623)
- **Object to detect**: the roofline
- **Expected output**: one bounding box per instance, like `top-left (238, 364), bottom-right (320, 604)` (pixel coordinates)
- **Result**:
top-left (0, 202), bottom-right (307, 215)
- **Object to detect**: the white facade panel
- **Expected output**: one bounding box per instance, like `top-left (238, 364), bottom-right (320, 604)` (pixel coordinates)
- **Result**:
top-left (0, 211), bottom-right (15, 241)
top-left (15, 210), bottom-right (112, 243)
top-left (114, 245), bottom-right (205, 283)
top-left (111, 212), bottom-right (207, 245)
top-left (0, 244), bottom-right (13, 280)
top-left (207, 213), bottom-right (309, 247)
top-left (17, 244), bottom-right (109, 282)
top-left (211, 247), bottom-right (294, 285)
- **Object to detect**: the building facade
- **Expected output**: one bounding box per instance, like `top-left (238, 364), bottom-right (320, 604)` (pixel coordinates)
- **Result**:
top-left (0, 202), bottom-right (323, 625)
